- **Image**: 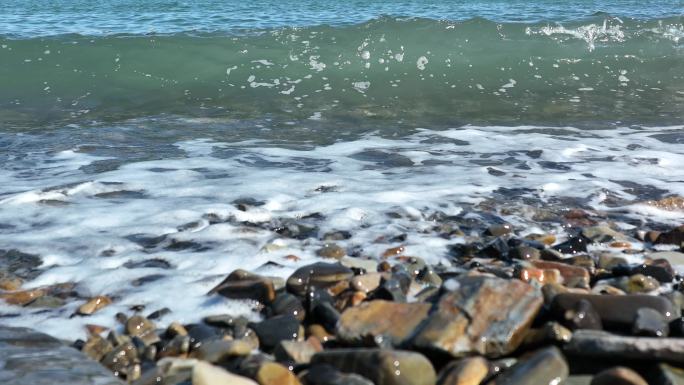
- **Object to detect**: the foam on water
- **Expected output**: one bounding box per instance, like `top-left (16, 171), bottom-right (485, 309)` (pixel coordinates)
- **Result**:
top-left (1, 125), bottom-right (683, 339)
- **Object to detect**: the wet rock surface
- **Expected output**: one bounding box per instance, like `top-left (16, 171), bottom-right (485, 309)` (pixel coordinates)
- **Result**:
top-left (411, 276), bottom-right (543, 358)
top-left (6, 221), bottom-right (684, 385)
top-left (0, 326), bottom-right (123, 385)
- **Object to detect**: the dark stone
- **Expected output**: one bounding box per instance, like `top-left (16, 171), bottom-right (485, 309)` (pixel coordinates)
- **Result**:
top-left (632, 261), bottom-right (675, 283)
top-left (656, 226), bottom-right (684, 246)
top-left (551, 294), bottom-right (677, 330)
top-left (563, 299), bottom-right (603, 330)
top-left (480, 237), bottom-right (510, 259)
top-left (0, 327), bottom-right (124, 385)
top-left (486, 346), bottom-right (568, 385)
top-left (310, 302), bottom-right (340, 334)
top-left (448, 242), bottom-right (484, 259)
top-left (147, 307), bottom-right (171, 320)
top-left (669, 318), bottom-right (684, 337)
top-left (208, 270), bottom-right (276, 305)
top-left (321, 231), bottom-right (352, 241)
top-left (0, 249), bottom-right (42, 280)
top-left (249, 315), bottom-right (301, 352)
top-left (131, 274), bottom-right (165, 287)
top-left (269, 293), bottom-right (305, 321)
top-left (286, 262), bottom-right (354, 297)
top-left (633, 308), bottom-right (669, 337)
top-left (553, 236), bottom-right (590, 255)
top-left (564, 330), bottom-right (684, 363)
top-left (302, 364), bottom-right (374, 385)
top-left (186, 323), bottom-right (221, 350)
top-left (123, 258), bottom-right (173, 269)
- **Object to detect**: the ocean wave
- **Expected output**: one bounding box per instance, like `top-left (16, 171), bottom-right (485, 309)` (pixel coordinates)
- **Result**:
top-left (1, 16), bottom-right (683, 128)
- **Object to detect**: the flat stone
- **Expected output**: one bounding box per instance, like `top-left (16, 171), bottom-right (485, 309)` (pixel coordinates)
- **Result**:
top-left (633, 308), bottom-right (669, 337)
top-left (274, 339), bottom-right (322, 364)
top-left (485, 346), bottom-right (568, 385)
top-left (582, 226), bottom-right (628, 243)
top-left (437, 356), bottom-right (489, 385)
top-left (411, 276), bottom-right (542, 358)
top-left (311, 348), bottom-right (436, 385)
top-left (208, 270), bottom-right (276, 304)
top-left (192, 360), bottom-right (258, 385)
top-left (564, 330), bottom-right (684, 363)
top-left (337, 300), bottom-right (431, 347)
top-left (0, 326), bottom-right (123, 385)
top-left (286, 262), bottom-right (353, 297)
top-left (317, 243), bottom-right (346, 259)
top-left (551, 293), bottom-right (677, 330)
top-left (77, 295), bottom-right (112, 315)
top-left (190, 339), bottom-right (254, 363)
top-left (531, 260), bottom-right (590, 288)
top-left (590, 366), bottom-right (648, 385)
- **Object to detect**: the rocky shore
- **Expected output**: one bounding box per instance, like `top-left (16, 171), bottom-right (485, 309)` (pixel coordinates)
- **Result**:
top-left (3, 203), bottom-right (684, 385)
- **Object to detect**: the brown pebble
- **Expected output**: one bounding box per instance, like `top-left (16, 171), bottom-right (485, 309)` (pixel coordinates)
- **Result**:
top-left (382, 245), bottom-right (405, 258)
top-left (77, 295), bottom-right (112, 315)
top-left (438, 356), bottom-right (489, 385)
top-left (0, 277), bottom-right (23, 291)
top-left (306, 324), bottom-right (334, 343)
top-left (610, 241), bottom-right (632, 249)
top-left (591, 366), bottom-right (648, 385)
top-left (86, 324), bottom-right (109, 336)
top-left (283, 254), bottom-right (301, 262)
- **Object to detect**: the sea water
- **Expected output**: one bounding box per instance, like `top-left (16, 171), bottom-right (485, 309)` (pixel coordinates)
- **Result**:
top-left (1, 0), bottom-right (683, 339)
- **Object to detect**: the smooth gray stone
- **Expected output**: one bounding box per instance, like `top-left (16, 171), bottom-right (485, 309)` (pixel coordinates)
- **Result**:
top-left (0, 326), bottom-right (123, 385)
top-left (565, 330), bottom-right (684, 363)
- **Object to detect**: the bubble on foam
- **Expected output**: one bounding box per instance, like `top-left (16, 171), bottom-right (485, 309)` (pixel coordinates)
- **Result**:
top-left (416, 56), bottom-right (428, 70)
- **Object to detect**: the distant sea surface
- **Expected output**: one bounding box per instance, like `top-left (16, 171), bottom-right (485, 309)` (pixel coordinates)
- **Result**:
top-left (1, 1), bottom-right (683, 337)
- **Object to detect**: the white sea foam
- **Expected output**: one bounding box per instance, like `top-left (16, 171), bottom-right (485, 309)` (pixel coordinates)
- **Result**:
top-left (1, 125), bottom-right (684, 339)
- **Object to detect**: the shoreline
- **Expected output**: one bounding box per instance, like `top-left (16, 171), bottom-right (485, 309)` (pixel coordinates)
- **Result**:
top-left (2, 205), bottom-right (684, 384)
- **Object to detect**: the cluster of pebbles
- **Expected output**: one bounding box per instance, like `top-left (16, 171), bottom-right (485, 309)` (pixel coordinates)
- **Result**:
top-left (3, 202), bottom-right (684, 385)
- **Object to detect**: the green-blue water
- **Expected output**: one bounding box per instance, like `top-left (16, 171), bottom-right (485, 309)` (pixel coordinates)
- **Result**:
top-left (1, 1), bottom-right (683, 131)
